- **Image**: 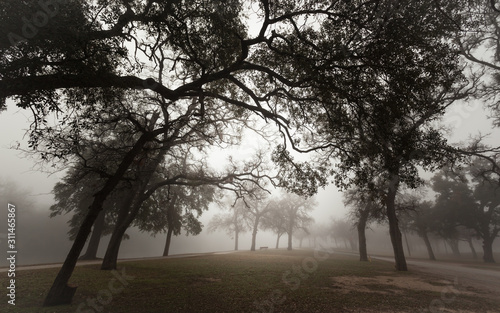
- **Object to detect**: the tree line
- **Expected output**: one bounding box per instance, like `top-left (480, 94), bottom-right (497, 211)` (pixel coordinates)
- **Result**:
top-left (344, 156), bottom-right (500, 263)
top-left (1, 0), bottom-right (500, 306)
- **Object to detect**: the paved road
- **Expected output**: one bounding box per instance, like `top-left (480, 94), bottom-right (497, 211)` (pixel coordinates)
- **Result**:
top-left (0, 250), bottom-right (236, 273)
top-left (372, 255), bottom-right (500, 296)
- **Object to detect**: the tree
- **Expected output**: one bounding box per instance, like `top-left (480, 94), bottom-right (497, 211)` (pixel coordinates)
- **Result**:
top-left (261, 203), bottom-right (288, 249)
top-left (50, 167), bottom-right (123, 260)
top-left (281, 0), bottom-right (471, 271)
top-left (330, 219), bottom-right (358, 251)
top-left (455, 0), bottom-right (500, 126)
top-left (465, 157), bottom-right (500, 262)
top-left (0, 0), bottom-right (475, 304)
top-left (208, 201), bottom-right (248, 251)
top-left (344, 187), bottom-right (385, 261)
top-left (101, 147), bottom-right (271, 270)
top-left (237, 190), bottom-right (272, 251)
top-left (135, 182), bottom-right (216, 256)
top-left (432, 159), bottom-right (500, 263)
top-left (1, 0), bottom-right (341, 304)
top-left (277, 193), bottom-right (315, 251)
top-left (403, 200), bottom-right (437, 261)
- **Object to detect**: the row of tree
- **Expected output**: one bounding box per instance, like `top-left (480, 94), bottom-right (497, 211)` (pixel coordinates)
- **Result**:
top-left (1, 0), bottom-right (500, 306)
top-left (208, 192), bottom-right (315, 251)
top-left (346, 156), bottom-right (500, 263)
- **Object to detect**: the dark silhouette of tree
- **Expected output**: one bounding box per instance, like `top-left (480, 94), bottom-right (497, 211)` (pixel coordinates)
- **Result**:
top-left (344, 187), bottom-right (384, 261)
top-left (50, 168), bottom-right (123, 260)
top-left (135, 182), bottom-right (215, 256)
top-left (279, 0), bottom-right (472, 271)
top-left (0, 0), bottom-right (479, 304)
top-left (432, 159), bottom-right (500, 263)
top-left (101, 148), bottom-right (272, 270)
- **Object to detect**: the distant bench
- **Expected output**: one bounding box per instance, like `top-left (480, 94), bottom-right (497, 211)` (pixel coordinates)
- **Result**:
top-left (259, 246), bottom-right (268, 250)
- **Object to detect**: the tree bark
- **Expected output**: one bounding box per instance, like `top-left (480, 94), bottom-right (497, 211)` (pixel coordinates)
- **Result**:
top-left (357, 210), bottom-right (369, 262)
top-left (482, 237), bottom-right (496, 263)
top-left (43, 132), bottom-right (154, 306)
top-left (79, 209), bottom-right (105, 260)
top-left (420, 231), bottom-right (436, 261)
top-left (163, 228), bottom-right (173, 256)
top-left (386, 183), bottom-right (408, 271)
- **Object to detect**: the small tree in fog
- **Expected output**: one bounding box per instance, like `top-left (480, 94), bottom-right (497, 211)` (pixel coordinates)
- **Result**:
top-left (208, 202), bottom-right (248, 251)
top-left (261, 204), bottom-right (288, 249)
top-left (237, 190), bottom-right (272, 251)
top-left (278, 194), bottom-right (315, 251)
top-left (330, 219), bottom-right (357, 251)
top-left (403, 200), bottom-right (437, 261)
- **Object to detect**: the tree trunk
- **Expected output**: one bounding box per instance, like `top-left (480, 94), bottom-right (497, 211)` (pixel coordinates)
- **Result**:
top-left (447, 239), bottom-right (461, 257)
top-left (163, 194), bottom-right (179, 257)
top-left (43, 132), bottom-right (154, 306)
top-left (357, 210), bottom-right (369, 262)
top-left (163, 228), bottom-right (173, 256)
top-left (420, 231), bottom-right (436, 261)
top-left (234, 230), bottom-right (239, 251)
top-left (467, 237), bottom-right (477, 260)
top-left (482, 237), bottom-right (495, 263)
top-left (79, 209), bottom-right (105, 260)
top-left (275, 233), bottom-right (281, 249)
top-left (101, 192), bottom-right (144, 270)
top-left (299, 237), bottom-right (304, 248)
top-left (102, 143), bottom-right (167, 270)
top-left (403, 229), bottom-right (412, 257)
top-left (287, 231), bottom-right (293, 251)
top-left (250, 216), bottom-right (260, 251)
top-left (386, 183), bottom-right (408, 271)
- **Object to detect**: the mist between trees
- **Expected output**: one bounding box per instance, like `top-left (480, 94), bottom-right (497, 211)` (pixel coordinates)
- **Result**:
top-left (1, 0), bottom-right (500, 308)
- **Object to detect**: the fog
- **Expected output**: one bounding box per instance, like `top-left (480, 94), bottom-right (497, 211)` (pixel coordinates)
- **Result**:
top-left (1, 97), bottom-right (499, 267)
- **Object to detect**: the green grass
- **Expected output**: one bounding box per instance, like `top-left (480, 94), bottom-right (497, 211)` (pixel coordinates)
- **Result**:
top-left (1, 249), bottom-right (498, 312)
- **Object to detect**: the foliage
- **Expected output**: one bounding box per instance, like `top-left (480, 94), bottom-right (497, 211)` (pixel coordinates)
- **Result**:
top-left (135, 183), bottom-right (216, 237)
top-left (432, 157), bottom-right (500, 261)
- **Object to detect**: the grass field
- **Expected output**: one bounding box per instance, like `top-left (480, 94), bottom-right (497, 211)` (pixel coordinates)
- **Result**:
top-left (1, 249), bottom-right (499, 312)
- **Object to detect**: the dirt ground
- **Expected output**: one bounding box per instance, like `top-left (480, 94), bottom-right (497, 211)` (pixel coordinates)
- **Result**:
top-left (329, 274), bottom-right (497, 313)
